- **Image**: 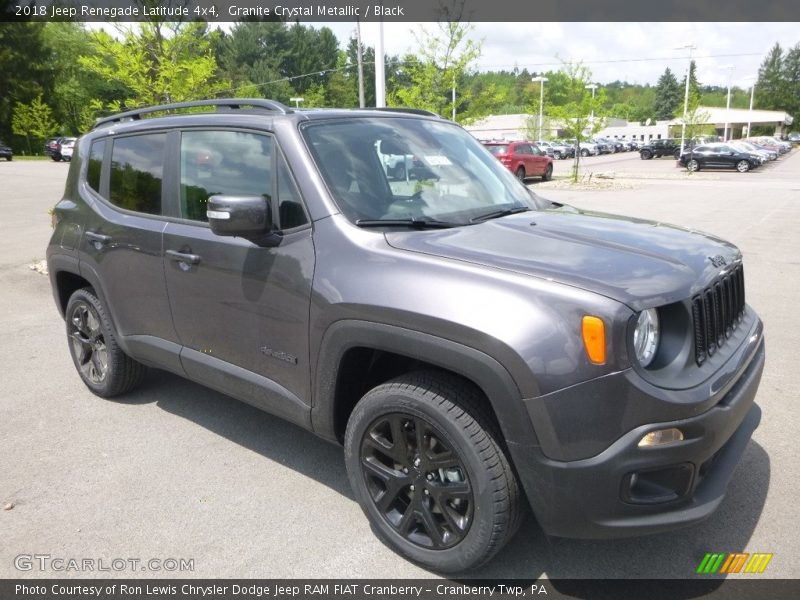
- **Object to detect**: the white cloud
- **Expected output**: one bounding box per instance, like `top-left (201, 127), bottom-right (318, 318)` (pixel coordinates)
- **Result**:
top-left (316, 21), bottom-right (800, 88)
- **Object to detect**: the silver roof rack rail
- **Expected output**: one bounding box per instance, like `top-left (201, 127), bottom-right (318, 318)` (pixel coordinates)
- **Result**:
top-left (92, 98), bottom-right (293, 130)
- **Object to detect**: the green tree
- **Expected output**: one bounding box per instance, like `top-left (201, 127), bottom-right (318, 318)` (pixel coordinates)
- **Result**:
top-left (543, 63), bottom-right (608, 182)
top-left (756, 43), bottom-right (785, 111)
top-left (11, 95), bottom-right (58, 154)
top-left (653, 67), bottom-right (682, 120)
top-left (0, 21), bottom-right (53, 151)
top-left (388, 22), bottom-right (482, 121)
top-left (782, 44), bottom-right (800, 131)
top-left (214, 21), bottom-right (294, 101)
top-left (79, 22), bottom-right (229, 110)
top-left (681, 89), bottom-right (713, 145)
top-left (680, 60), bottom-right (701, 103)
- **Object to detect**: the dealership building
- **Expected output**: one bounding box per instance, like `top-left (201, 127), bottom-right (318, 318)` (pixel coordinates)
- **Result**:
top-left (465, 107), bottom-right (794, 141)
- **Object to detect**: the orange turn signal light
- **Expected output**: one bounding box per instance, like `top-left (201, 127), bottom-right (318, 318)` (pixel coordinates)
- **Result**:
top-left (582, 316), bottom-right (606, 365)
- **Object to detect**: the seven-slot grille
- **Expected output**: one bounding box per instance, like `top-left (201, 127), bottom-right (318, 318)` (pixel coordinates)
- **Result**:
top-left (691, 264), bottom-right (745, 365)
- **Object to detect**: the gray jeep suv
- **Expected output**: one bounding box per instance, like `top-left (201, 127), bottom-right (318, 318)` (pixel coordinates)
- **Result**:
top-left (47, 99), bottom-right (765, 573)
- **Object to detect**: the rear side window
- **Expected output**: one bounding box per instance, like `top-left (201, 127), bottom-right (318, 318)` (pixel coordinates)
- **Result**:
top-left (87, 140), bottom-right (105, 193)
top-left (485, 145), bottom-right (508, 155)
top-left (180, 130), bottom-right (273, 222)
top-left (109, 134), bottom-right (166, 215)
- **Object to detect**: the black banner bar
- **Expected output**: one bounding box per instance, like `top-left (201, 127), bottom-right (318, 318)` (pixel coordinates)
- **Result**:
top-left (3, 0), bottom-right (800, 23)
top-left (2, 580), bottom-right (800, 600)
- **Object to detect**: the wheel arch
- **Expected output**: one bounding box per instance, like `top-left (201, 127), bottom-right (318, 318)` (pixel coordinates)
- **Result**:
top-left (311, 320), bottom-right (542, 454)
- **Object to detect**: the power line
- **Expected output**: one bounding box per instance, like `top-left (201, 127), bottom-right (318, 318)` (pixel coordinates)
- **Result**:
top-left (225, 52), bottom-right (765, 96)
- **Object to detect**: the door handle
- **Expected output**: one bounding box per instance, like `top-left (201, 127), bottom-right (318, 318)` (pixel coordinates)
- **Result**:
top-left (166, 249), bottom-right (202, 266)
top-left (85, 231), bottom-right (111, 249)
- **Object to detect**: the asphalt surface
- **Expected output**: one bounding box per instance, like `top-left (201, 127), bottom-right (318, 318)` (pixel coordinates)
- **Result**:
top-left (1, 154), bottom-right (798, 580)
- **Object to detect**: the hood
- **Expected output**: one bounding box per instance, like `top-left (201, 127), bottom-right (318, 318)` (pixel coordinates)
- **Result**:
top-left (384, 206), bottom-right (740, 310)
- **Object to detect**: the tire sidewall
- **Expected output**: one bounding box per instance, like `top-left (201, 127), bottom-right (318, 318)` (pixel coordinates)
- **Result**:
top-left (344, 389), bottom-right (503, 573)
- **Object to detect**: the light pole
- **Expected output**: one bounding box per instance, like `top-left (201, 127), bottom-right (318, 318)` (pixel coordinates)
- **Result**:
top-left (585, 83), bottom-right (598, 125)
top-left (289, 97), bottom-right (304, 108)
top-left (747, 80), bottom-right (756, 138)
top-left (675, 43), bottom-right (697, 155)
top-left (532, 76), bottom-right (548, 141)
top-left (721, 65), bottom-right (735, 141)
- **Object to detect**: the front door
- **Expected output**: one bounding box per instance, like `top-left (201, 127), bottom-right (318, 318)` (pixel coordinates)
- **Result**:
top-left (162, 129), bottom-right (314, 426)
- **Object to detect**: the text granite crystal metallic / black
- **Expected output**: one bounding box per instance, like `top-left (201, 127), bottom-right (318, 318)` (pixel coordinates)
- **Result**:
top-left (46, 98), bottom-right (765, 573)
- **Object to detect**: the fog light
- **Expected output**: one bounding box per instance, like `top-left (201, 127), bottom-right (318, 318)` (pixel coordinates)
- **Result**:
top-left (638, 428), bottom-right (684, 447)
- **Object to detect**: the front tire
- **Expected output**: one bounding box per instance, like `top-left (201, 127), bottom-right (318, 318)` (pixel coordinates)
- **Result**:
top-left (736, 160), bottom-right (750, 173)
top-left (542, 164), bottom-right (553, 181)
top-left (580, 148), bottom-right (589, 157)
top-left (687, 159), bottom-right (700, 172)
top-left (65, 288), bottom-right (146, 397)
top-left (640, 150), bottom-right (652, 160)
top-left (344, 371), bottom-right (522, 573)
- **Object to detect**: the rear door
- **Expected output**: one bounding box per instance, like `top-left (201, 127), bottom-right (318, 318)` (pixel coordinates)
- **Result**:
top-left (527, 144), bottom-right (549, 175)
top-left (78, 133), bottom-right (179, 369)
top-left (162, 129), bottom-right (315, 424)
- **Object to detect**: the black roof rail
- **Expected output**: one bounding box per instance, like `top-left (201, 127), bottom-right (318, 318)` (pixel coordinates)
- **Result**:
top-left (92, 98), bottom-right (293, 130)
top-left (370, 107), bottom-right (441, 118)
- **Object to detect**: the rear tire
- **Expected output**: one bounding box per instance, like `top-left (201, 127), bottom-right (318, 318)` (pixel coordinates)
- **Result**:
top-left (65, 288), bottom-right (146, 397)
top-left (344, 371), bottom-right (523, 573)
top-left (640, 150), bottom-right (652, 160)
top-left (515, 166), bottom-right (525, 181)
top-left (580, 148), bottom-right (589, 157)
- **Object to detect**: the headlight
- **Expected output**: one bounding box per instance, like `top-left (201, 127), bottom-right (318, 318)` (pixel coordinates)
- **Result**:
top-left (633, 308), bottom-right (660, 367)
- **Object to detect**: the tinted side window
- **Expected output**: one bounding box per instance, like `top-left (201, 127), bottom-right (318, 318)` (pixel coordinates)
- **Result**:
top-left (277, 153), bottom-right (308, 229)
top-left (87, 139), bottom-right (105, 193)
top-left (109, 134), bottom-right (165, 215)
top-left (180, 130), bottom-right (273, 222)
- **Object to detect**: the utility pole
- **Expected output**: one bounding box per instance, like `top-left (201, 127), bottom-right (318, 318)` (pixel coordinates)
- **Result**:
top-left (722, 65), bottom-right (734, 141)
top-left (747, 81), bottom-right (756, 138)
top-left (532, 76), bottom-right (548, 141)
top-left (675, 43), bottom-right (697, 155)
top-left (452, 75), bottom-right (456, 122)
top-left (355, 20), bottom-right (365, 108)
top-left (374, 21), bottom-right (386, 107)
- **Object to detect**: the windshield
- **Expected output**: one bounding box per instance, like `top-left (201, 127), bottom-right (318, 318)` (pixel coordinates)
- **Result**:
top-left (302, 117), bottom-right (535, 225)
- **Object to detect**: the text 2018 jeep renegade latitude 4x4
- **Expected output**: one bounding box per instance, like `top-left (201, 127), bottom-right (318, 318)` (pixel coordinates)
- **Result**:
top-left (47, 99), bottom-right (765, 573)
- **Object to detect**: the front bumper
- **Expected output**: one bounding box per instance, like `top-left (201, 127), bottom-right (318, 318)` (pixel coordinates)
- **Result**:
top-left (514, 327), bottom-right (765, 539)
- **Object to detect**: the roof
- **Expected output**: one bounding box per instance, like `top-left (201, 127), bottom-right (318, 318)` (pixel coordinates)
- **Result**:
top-left (669, 106), bottom-right (793, 126)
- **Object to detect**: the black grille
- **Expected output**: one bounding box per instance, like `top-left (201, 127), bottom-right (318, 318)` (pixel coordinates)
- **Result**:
top-left (692, 264), bottom-right (745, 365)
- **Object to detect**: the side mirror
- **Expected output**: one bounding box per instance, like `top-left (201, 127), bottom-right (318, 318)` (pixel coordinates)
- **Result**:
top-left (207, 195), bottom-right (281, 246)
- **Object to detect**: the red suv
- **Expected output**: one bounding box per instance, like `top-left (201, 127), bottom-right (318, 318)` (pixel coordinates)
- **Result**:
top-left (482, 140), bottom-right (553, 182)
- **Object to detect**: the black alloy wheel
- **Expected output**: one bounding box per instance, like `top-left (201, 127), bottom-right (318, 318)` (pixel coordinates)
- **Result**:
top-left (68, 301), bottom-right (108, 385)
top-left (344, 371), bottom-right (523, 572)
top-left (65, 287), bottom-right (145, 397)
top-left (360, 413), bottom-right (473, 550)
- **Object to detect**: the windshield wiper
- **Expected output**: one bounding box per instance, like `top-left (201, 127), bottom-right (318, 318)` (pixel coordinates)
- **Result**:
top-left (469, 206), bottom-right (531, 223)
top-left (355, 217), bottom-right (460, 229)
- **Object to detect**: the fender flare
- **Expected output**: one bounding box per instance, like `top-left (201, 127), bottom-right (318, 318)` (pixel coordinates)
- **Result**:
top-left (310, 319), bottom-right (542, 451)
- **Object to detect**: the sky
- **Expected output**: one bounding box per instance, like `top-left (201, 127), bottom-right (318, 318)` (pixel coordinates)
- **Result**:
top-left (313, 21), bottom-right (800, 88)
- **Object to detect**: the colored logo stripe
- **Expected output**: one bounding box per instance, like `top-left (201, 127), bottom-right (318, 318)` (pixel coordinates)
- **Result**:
top-left (697, 552), bottom-right (773, 574)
